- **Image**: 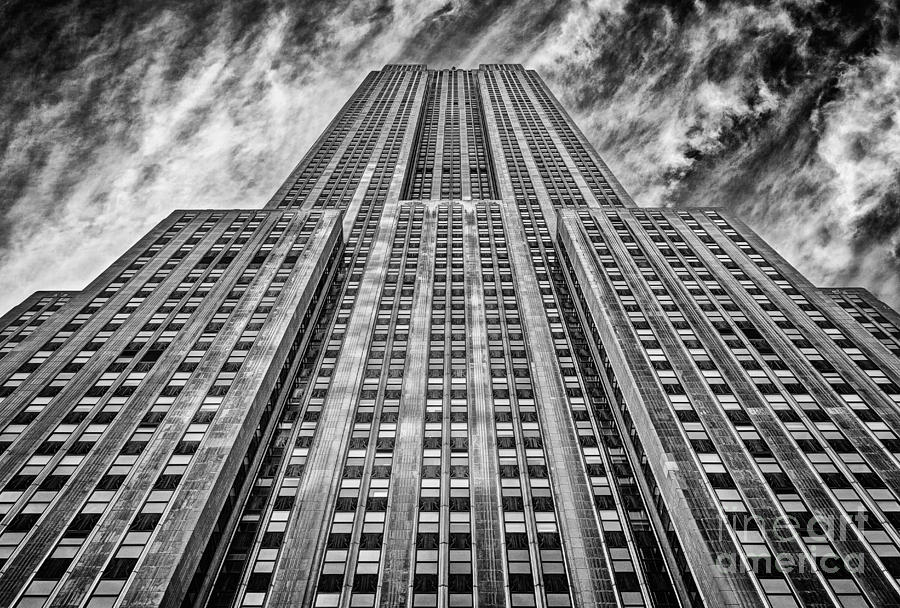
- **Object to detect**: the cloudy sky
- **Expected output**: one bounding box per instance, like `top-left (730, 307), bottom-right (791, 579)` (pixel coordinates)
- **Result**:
top-left (1, 0), bottom-right (898, 312)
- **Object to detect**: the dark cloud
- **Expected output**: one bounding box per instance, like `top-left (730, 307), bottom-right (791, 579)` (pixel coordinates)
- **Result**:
top-left (854, 180), bottom-right (900, 247)
top-left (0, 0), bottom-right (899, 311)
top-left (541, 0), bottom-right (900, 303)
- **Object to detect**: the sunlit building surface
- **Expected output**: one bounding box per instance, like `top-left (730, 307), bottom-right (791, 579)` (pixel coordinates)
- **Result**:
top-left (1, 64), bottom-right (900, 608)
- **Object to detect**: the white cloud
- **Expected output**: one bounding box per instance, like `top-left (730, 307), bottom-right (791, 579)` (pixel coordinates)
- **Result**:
top-left (1, 0), bottom-right (898, 313)
top-left (0, 2), bottom-right (442, 313)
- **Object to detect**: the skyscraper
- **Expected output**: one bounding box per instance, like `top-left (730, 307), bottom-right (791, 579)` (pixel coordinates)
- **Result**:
top-left (0, 63), bottom-right (899, 608)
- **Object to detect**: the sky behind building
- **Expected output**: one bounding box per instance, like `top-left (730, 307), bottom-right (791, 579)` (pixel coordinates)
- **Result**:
top-left (1, 0), bottom-right (899, 314)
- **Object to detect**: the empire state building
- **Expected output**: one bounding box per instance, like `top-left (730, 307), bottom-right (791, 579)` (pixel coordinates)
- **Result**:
top-left (0, 64), bottom-right (899, 608)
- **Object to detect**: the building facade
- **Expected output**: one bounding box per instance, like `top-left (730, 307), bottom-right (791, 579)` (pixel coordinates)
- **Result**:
top-left (0, 64), bottom-right (899, 608)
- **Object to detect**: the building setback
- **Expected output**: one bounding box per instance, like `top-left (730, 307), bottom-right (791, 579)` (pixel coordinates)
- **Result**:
top-left (0, 64), bottom-right (899, 608)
